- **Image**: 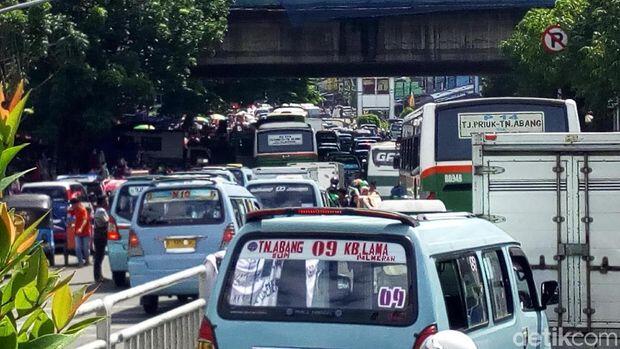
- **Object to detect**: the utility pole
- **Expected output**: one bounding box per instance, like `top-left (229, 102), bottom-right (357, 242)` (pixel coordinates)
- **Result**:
top-left (0, 0), bottom-right (53, 14)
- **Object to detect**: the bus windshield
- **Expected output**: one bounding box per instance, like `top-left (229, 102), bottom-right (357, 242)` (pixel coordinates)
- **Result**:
top-left (436, 103), bottom-right (569, 161)
top-left (257, 129), bottom-right (314, 154)
top-left (220, 237), bottom-right (413, 326)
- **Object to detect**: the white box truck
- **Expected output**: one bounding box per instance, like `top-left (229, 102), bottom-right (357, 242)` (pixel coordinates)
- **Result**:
top-left (473, 132), bottom-right (620, 331)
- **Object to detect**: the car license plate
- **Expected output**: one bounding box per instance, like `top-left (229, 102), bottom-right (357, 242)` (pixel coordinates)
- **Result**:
top-left (164, 238), bottom-right (197, 253)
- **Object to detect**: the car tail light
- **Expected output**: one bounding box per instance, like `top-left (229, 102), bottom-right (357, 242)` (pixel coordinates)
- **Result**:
top-left (128, 230), bottom-right (143, 256)
top-left (196, 317), bottom-right (218, 349)
top-left (107, 216), bottom-right (120, 241)
top-left (219, 224), bottom-right (235, 249)
top-left (484, 133), bottom-right (497, 141)
top-left (413, 324), bottom-right (438, 349)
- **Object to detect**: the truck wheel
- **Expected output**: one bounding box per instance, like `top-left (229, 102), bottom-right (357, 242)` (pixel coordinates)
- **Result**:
top-left (141, 295), bottom-right (158, 315)
top-left (112, 271), bottom-right (127, 287)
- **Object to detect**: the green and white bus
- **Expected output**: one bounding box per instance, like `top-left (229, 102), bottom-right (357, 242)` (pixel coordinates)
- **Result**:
top-left (254, 108), bottom-right (318, 167)
top-left (397, 98), bottom-right (581, 211)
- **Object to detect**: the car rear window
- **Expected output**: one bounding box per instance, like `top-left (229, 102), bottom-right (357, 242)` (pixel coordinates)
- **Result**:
top-left (137, 188), bottom-right (223, 226)
top-left (114, 184), bottom-right (150, 220)
top-left (248, 184), bottom-right (317, 209)
top-left (21, 187), bottom-right (66, 201)
top-left (219, 236), bottom-right (415, 326)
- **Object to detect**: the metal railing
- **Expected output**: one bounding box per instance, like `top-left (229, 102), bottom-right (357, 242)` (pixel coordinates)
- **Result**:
top-left (75, 265), bottom-right (208, 349)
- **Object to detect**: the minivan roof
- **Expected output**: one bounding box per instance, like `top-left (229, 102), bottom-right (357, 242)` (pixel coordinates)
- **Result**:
top-left (241, 209), bottom-right (517, 257)
top-left (22, 181), bottom-right (81, 188)
top-left (150, 179), bottom-right (254, 197)
top-left (247, 178), bottom-right (319, 186)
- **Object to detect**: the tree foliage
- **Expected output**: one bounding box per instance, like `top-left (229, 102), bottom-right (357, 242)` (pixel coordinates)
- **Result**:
top-left (1, 0), bottom-right (232, 167)
top-left (0, 82), bottom-right (100, 349)
top-left (486, 0), bottom-right (620, 128)
top-left (207, 78), bottom-right (323, 108)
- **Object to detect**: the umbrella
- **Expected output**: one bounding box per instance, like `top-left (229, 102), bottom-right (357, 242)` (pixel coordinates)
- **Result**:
top-left (195, 116), bottom-right (209, 124)
top-left (210, 114), bottom-right (227, 121)
top-left (134, 124), bottom-right (155, 130)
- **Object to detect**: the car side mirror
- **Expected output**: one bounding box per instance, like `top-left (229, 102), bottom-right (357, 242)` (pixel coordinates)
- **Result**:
top-left (540, 280), bottom-right (559, 308)
top-left (393, 155), bottom-right (401, 169)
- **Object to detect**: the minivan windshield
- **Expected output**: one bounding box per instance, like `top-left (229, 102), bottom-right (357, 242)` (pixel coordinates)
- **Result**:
top-left (248, 183), bottom-right (317, 208)
top-left (137, 188), bottom-right (223, 226)
top-left (220, 237), bottom-right (413, 325)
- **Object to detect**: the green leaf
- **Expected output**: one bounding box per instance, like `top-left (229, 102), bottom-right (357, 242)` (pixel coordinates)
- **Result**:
top-left (0, 316), bottom-right (17, 349)
top-left (0, 168), bottom-right (34, 194)
top-left (63, 316), bottom-right (104, 335)
top-left (51, 283), bottom-right (72, 331)
top-left (0, 143), bottom-right (28, 178)
top-left (6, 92), bottom-right (29, 148)
top-left (17, 333), bottom-right (78, 349)
top-left (11, 212), bottom-right (49, 256)
top-left (10, 249), bottom-right (42, 301)
top-left (0, 209), bottom-right (11, 266)
top-left (30, 310), bottom-right (54, 338)
top-left (35, 244), bottom-right (48, 297)
top-left (47, 272), bottom-right (74, 296)
top-left (15, 284), bottom-right (39, 317)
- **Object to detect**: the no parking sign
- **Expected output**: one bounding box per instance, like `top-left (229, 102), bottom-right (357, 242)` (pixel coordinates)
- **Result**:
top-left (542, 25), bottom-right (568, 53)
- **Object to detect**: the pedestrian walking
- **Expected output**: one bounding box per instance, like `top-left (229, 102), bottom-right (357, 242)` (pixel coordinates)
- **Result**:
top-left (70, 198), bottom-right (92, 267)
top-left (93, 197), bottom-right (110, 282)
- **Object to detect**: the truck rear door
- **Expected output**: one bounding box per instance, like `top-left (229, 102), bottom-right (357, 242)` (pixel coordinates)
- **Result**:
top-left (473, 134), bottom-right (620, 330)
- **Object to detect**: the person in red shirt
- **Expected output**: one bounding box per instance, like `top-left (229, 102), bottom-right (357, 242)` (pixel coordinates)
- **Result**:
top-left (70, 198), bottom-right (92, 267)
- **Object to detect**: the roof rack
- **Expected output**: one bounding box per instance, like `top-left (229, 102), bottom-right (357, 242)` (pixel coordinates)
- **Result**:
top-left (152, 175), bottom-right (216, 184)
top-left (246, 207), bottom-right (419, 227)
top-left (415, 212), bottom-right (475, 221)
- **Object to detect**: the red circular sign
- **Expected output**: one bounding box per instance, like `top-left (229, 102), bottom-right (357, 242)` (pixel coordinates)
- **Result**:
top-left (542, 25), bottom-right (568, 53)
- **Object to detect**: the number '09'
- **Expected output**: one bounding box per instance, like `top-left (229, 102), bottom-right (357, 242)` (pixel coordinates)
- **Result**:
top-left (312, 241), bottom-right (337, 257)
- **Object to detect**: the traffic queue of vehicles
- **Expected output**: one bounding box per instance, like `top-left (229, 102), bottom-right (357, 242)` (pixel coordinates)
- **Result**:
top-left (12, 97), bottom-right (613, 348)
top-left (194, 97), bottom-right (620, 349)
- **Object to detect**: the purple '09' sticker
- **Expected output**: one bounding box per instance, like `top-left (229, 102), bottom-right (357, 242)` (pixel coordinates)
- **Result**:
top-left (378, 287), bottom-right (406, 309)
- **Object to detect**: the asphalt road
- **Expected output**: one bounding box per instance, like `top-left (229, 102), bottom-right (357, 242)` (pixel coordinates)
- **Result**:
top-left (53, 253), bottom-right (191, 348)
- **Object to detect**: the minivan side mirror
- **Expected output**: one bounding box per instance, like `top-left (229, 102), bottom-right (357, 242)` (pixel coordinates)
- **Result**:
top-left (540, 280), bottom-right (559, 308)
top-left (392, 154), bottom-right (401, 170)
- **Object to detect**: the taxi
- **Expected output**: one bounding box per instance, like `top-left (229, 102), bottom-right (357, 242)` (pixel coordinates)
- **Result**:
top-left (128, 178), bottom-right (258, 314)
top-left (198, 208), bottom-right (558, 349)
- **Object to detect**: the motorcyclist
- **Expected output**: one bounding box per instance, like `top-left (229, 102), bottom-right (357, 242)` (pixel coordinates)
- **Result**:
top-left (327, 177), bottom-right (340, 205)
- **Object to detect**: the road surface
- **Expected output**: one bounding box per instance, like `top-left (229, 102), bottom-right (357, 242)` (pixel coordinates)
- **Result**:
top-left (54, 253), bottom-right (193, 348)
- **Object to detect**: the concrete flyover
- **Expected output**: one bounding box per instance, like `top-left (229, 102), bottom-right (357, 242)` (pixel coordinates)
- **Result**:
top-left (196, 1), bottom-right (555, 78)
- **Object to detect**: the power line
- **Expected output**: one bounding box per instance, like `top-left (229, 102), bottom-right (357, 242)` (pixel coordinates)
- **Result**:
top-left (0, 0), bottom-right (53, 14)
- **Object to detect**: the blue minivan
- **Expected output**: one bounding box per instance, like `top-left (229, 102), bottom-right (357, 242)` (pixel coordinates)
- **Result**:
top-left (128, 178), bottom-right (258, 314)
top-left (108, 177), bottom-right (155, 287)
top-left (199, 208), bottom-right (558, 349)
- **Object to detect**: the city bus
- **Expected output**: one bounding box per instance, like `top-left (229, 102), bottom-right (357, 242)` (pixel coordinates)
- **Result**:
top-left (367, 141), bottom-right (399, 197)
top-left (397, 98), bottom-right (581, 211)
top-left (254, 108), bottom-right (318, 166)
